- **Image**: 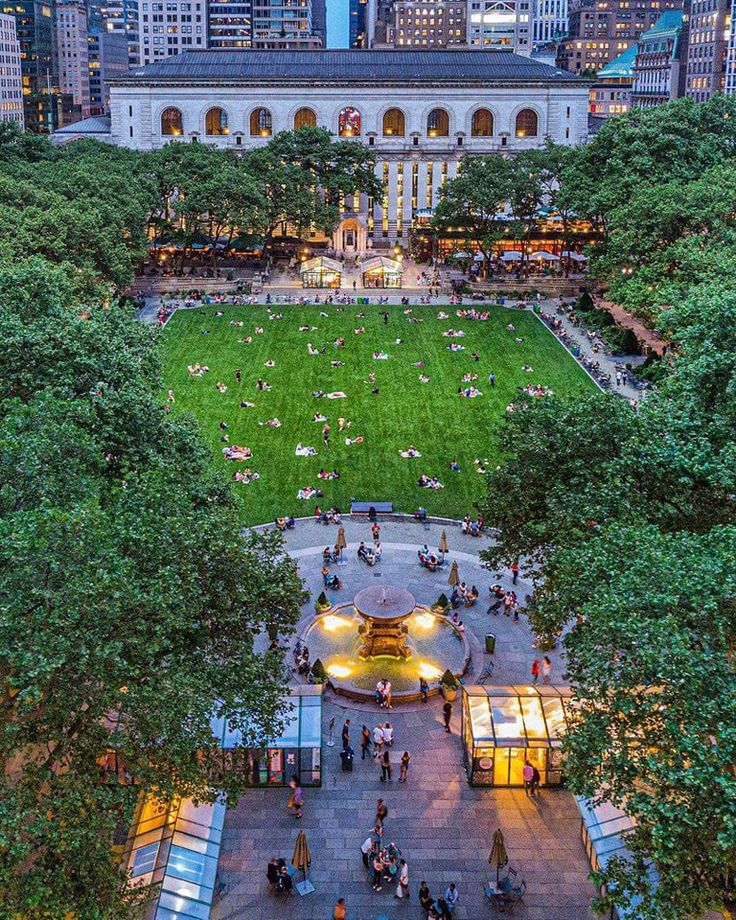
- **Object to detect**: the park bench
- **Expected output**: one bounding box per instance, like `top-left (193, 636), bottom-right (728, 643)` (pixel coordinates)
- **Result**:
top-left (351, 501), bottom-right (393, 514)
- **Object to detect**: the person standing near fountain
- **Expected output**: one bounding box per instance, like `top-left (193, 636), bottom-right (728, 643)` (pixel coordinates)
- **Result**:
top-left (443, 700), bottom-right (452, 733)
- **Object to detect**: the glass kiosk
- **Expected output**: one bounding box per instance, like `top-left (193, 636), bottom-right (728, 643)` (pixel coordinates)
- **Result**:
top-left (461, 685), bottom-right (572, 787)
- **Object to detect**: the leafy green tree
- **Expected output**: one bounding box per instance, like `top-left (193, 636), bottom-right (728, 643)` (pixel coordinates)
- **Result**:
top-left (432, 155), bottom-right (514, 274)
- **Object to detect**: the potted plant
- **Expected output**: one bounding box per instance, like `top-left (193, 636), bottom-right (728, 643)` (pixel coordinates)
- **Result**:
top-left (440, 669), bottom-right (460, 702)
top-left (310, 659), bottom-right (328, 683)
top-left (314, 591), bottom-right (331, 614)
top-left (431, 593), bottom-right (450, 615)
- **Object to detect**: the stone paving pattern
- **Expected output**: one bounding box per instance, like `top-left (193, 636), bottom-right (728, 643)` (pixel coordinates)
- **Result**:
top-left (213, 520), bottom-right (596, 920)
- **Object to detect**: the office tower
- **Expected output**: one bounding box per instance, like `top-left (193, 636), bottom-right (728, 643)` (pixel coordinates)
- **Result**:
top-left (533, 0), bottom-right (567, 43)
top-left (56, 0), bottom-right (91, 120)
top-left (138, 0), bottom-right (207, 64)
top-left (2, 0), bottom-right (60, 130)
top-left (392, 0), bottom-right (467, 46)
top-left (631, 9), bottom-right (682, 105)
top-left (468, 0), bottom-right (532, 53)
top-left (101, 0), bottom-right (140, 66)
top-left (251, 0), bottom-right (322, 45)
top-left (680, 0), bottom-right (729, 99)
top-left (207, 0), bottom-right (251, 47)
top-left (88, 11), bottom-right (128, 113)
top-left (0, 13), bottom-right (23, 126)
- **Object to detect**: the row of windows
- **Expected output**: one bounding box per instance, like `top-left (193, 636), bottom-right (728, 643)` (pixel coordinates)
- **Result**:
top-left (160, 105), bottom-right (539, 138)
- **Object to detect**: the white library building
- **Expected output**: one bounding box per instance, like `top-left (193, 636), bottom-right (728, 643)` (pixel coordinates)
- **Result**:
top-left (107, 49), bottom-right (588, 255)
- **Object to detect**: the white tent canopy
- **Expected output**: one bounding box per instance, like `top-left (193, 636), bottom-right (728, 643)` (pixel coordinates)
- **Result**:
top-left (529, 250), bottom-right (560, 261)
top-left (501, 251), bottom-right (523, 262)
top-left (561, 250), bottom-right (587, 262)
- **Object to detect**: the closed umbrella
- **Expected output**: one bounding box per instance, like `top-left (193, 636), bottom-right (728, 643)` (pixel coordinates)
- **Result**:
top-left (336, 526), bottom-right (347, 554)
top-left (448, 560), bottom-right (459, 587)
top-left (439, 530), bottom-right (448, 554)
top-left (292, 829), bottom-right (314, 895)
top-left (489, 828), bottom-right (509, 884)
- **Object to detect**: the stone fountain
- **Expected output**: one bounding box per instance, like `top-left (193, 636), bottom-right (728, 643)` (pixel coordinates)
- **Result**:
top-left (354, 585), bottom-right (415, 659)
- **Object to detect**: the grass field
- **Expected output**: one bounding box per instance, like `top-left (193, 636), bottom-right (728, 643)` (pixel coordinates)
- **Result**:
top-left (159, 303), bottom-right (593, 524)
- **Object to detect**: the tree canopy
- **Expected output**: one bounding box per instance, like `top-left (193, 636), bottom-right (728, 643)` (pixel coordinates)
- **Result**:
top-left (0, 131), bottom-right (312, 916)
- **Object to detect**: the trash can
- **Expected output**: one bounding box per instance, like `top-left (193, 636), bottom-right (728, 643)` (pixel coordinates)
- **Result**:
top-left (485, 633), bottom-right (496, 654)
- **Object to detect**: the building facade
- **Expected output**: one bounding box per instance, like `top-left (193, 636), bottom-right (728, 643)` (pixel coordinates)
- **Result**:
top-left (55, 0), bottom-right (91, 119)
top-left (631, 8), bottom-right (682, 104)
top-left (0, 13), bottom-right (23, 126)
top-left (532, 0), bottom-right (568, 42)
top-left (2, 0), bottom-right (60, 130)
top-left (137, 0), bottom-right (208, 64)
top-left (681, 0), bottom-right (729, 99)
top-left (109, 50), bottom-right (588, 253)
top-left (207, 0), bottom-right (252, 47)
top-left (100, 0), bottom-right (140, 66)
top-left (468, 0), bottom-right (532, 51)
top-left (588, 41), bottom-right (634, 115)
top-left (392, 0), bottom-right (468, 46)
top-left (88, 12), bottom-right (129, 113)
top-left (557, 0), bottom-right (681, 73)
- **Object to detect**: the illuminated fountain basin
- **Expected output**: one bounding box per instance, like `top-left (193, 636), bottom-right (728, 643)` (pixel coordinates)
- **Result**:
top-left (303, 597), bottom-right (470, 702)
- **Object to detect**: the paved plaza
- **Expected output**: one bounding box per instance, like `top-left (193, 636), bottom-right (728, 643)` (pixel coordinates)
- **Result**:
top-left (213, 520), bottom-right (597, 920)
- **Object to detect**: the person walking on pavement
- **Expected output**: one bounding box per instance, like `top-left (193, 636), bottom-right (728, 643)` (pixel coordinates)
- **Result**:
top-left (373, 722), bottom-right (385, 754)
top-left (443, 700), bottom-right (452, 733)
top-left (542, 655), bottom-right (553, 684)
top-left (341, 719), bottom-right (351, 748)
top-left (523, 759), bottom-right (535, 796)
top-left (375, 798), bottom-right (388, 826)
top-left (380, 749), bottom-right (392, 782)
top-left (288, 776), bottom-right (303, 818)
top-left (333, 897), bottom-right (347, 920)
top-left (532, 764), bottom-right (542, 796)
top-left (371, 521), bottom-right (380, 544)
top-left (361, 724), bottom-right (371, 759)
top-left (399, 750), bottom-right (411, 782)
top-left (420, 676), bottom-right (429, 702)
top-left (510, 561), bottom-right (519, 584)
top-left (531, 658), bottom-right (540, 684)
top-left (395, 858), bottom-right (410, 899)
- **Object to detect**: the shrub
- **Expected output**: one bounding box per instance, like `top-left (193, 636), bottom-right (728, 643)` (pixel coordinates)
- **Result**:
top-left (434, 593), bottom-right (450, 610)
top-left (311, 659), bottom-right (327, 682)
top-left (440, 669), bottom-right (459, 689)
top-left (315, 591), bottom-right (329, 610)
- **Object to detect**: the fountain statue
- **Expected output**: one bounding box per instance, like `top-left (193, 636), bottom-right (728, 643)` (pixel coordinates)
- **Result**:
top-left (354, 585), bottom-right (415, 659)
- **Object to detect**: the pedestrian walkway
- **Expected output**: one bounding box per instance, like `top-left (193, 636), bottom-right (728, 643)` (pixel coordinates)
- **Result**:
top-left (212, 520), bottom-right (595, 920)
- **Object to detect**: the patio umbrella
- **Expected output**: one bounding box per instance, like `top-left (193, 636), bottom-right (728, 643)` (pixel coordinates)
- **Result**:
top-left (448, 560), bottom-right (459, 587)
top-left (336, 526), bottom-right (347, 557)
top-left (489, 828), bottom-right (509, 883)
top-left (529, 250), bottom-right (559, 261)
top-left (501, 251), bottom-right (522, 262)
top-left (292, 829), bottom-right (314, 895)
top-left (439, 530), bottom-right (448, 554)
top-left (450, 251), bottom-right (471, 259)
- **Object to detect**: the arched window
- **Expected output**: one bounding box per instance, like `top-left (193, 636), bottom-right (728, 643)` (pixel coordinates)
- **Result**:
top-left (427, 108), bottom-right (449, 137)
top-left (205, 107), bottom-right (228, 136)
top-left (338, 107), bottom-right (361, 137)
top-left (250, 107), bottom-right (272, 136)
top-left (161, 107), bottom-right (183, 136)
top-left (515, 108), bottom-right (539, 138)
top-left (382, 108), bottom-right (405, 137)
top-left (294, 107), bottom-right (317, 129)
top-left (471, 108), bottom-right (494, 137)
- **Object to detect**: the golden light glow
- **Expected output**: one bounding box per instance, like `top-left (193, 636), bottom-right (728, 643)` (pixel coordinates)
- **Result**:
top-left (413, 612), bottom-right (435, 630)
top-left (326, 663), bottom-right (352, 679)
top-left (418, 661), bottom-right (442, 680)
top-left (321, 614), bottom-right (353, 631)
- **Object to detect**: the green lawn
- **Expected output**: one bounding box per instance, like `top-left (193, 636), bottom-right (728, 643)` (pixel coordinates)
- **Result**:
top-left (159, 303), bottom-right (593, 524)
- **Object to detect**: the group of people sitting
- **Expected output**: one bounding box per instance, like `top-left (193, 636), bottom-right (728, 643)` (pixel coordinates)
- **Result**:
top-left (275, 515), bottom-right (295, 531)
top-left (458, 385), bottom-right (482, 398)
top-left (447, 343), bottom-right (465, 352)
top-left (233, 468), bottom-right (259, 484)
top-left (442, 329), bottom-right (466, 338)
top-left (317, 469), bottom-right (341, 480)
top-left (321, 564), bottom-right (342, 591)
top-left (400, 446), bottom-right (422, 458)
top-left (297, 485), bottom-right (324, 500)
top-left (456, 308), bottom-right (491, 320)
top-left (222, 444), bottom-right (252, 461)
top-left (187, 363), bottom-right (209, 377)
top-left (417, 474), bottom-right (444, 490)
top-left (421, 881), bottom-right (460, 918)
top-left (461, 515), bottom-right (485, 536)
top-left (357, 541), bottom-right (382, 566)
top-left (375, 679), bottom-right (393, 708)
top-left (489, 585), bottom-right (519, 619)
top-left (316, 505), bottom-right (342, 524)
top-left (521, 383), bottom-right (553, 398)
top-left (418, 544), bottom-right (444, 571)
top-left (293, 640), bottom-right (311, 676)
top-left (450, 583), bottom-right (479, 608)
top-left (266, 858), bottom-right (293, 894)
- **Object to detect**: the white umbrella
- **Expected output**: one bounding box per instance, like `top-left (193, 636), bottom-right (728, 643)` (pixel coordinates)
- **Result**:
top-left (529, 250), bottom-right (560, 261)
top-left (501, 251), bottom-right (522, 262)
top-left (561, 250), bottom-right (587, 262)
top-left (450, 251), bottom-right (471, 259)
top-left (473, 252), bottom-right (486, 262)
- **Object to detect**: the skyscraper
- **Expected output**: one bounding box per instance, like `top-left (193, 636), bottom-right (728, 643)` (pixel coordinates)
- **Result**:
top-left (100, 0), bottom-right (140, 66)
top-left (56, 0), bottom-right (91, 120)
top-left (2, 0), bottom-right (58, 131)
top-left (137, 0), bottom-right (207, 64)
top-left (533, 0), bottom-right (567, 43)
top-left (0, 13), bottom-right (23, 126)
top-left (88, 8), bottom-right (129, 113)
